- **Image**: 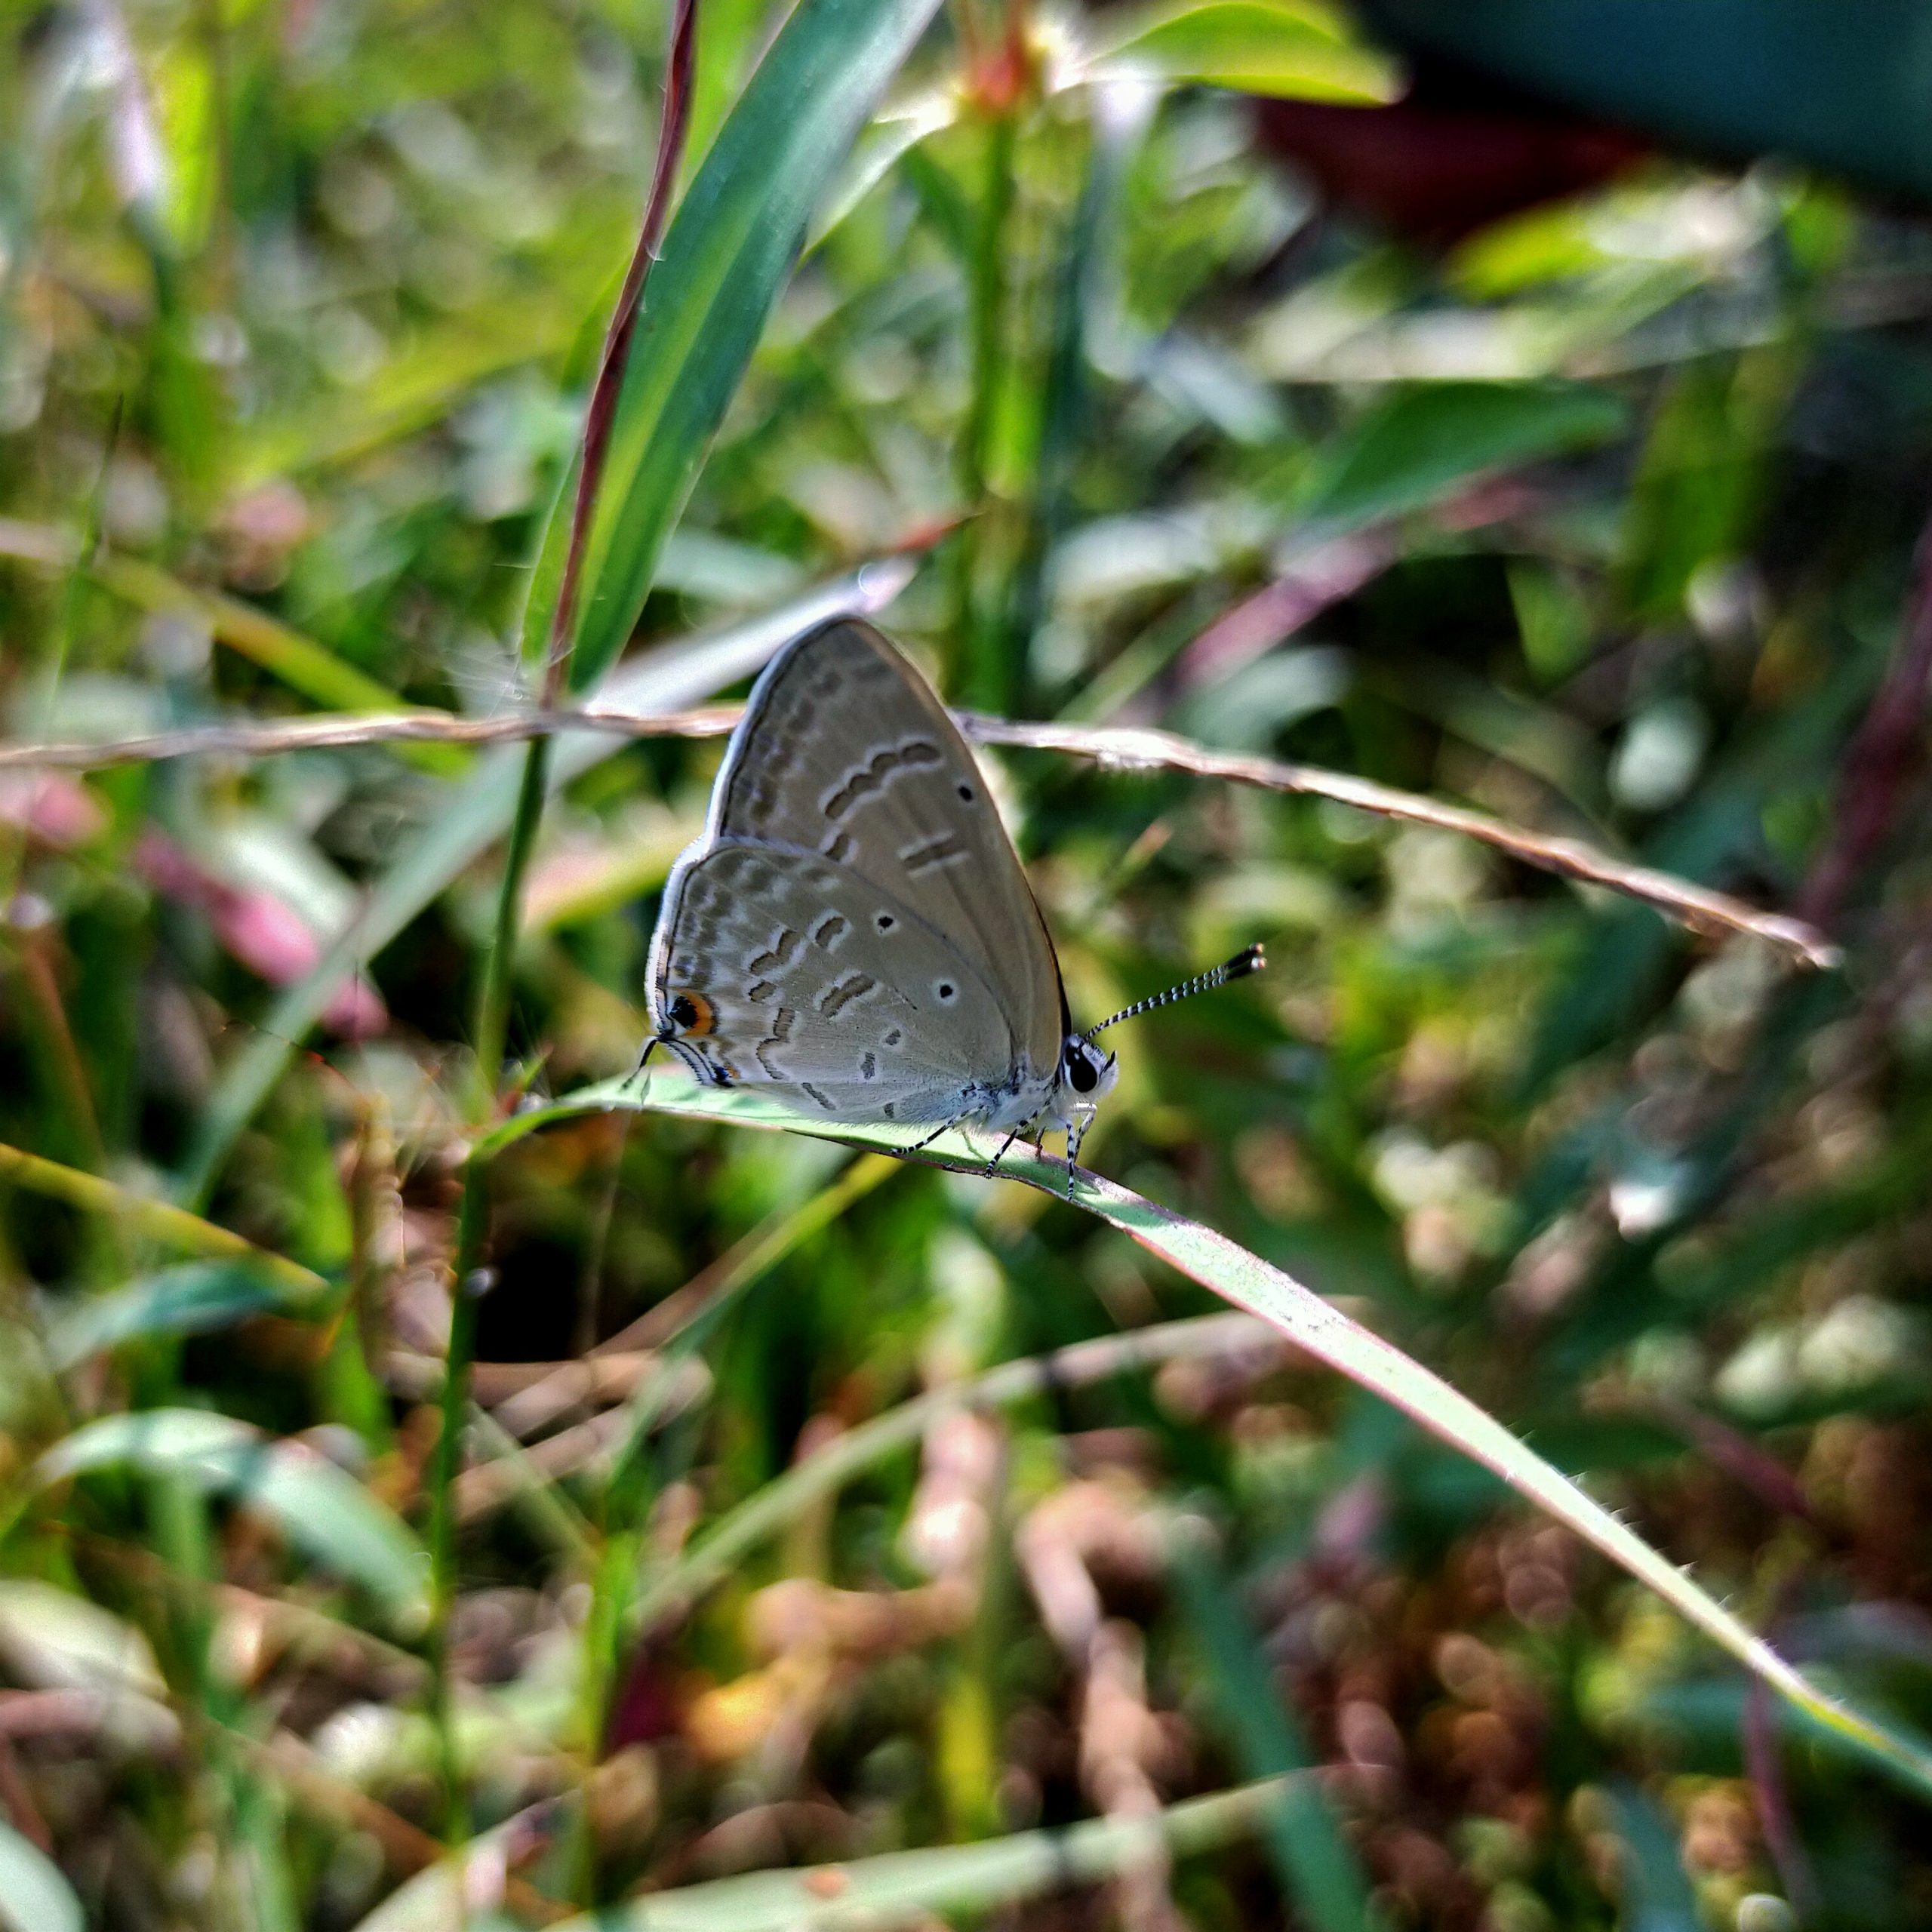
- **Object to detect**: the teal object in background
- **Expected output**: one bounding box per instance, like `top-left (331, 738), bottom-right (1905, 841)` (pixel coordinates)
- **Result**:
top-left (1365, 0), bottom-right (1932, 202)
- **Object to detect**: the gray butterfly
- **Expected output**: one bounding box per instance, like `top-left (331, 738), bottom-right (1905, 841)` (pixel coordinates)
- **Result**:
top-left (642, 618), bottom-right (1260, 1179)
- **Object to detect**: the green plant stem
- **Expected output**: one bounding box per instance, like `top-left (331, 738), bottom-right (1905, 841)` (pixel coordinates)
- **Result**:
top-left (468, 735), bottom-right (553, 1113)
top-left (427, 731), bottom-right (551, 1839)
top-left (952, 106), bottom-right (1016, 708)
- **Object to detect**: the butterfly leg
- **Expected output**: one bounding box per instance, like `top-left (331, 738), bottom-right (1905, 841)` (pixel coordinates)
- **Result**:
top-left (620, 1034), bottom-right (667, 1095)
top-left (1063, 1109), bottom-right (1097, 1196)
top-left (903, 1114), bottom-right (968, 1156)
top-left (984, 1124), bottom-right (1026, 1177)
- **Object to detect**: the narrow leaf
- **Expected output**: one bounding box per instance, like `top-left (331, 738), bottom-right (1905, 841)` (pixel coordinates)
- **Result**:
top-left (1090, 0), bottom-right (1401, 101)
top-left (43, 1261), bottom-right (306, 1370)
top-left (37, 1410), bottom-right (429, 1625)
top-left (549, 1775), bottom-right (1294, 1930)
top-left (0, 1141), bottom-right (326, 1300)
top-left (1303, 380), bottom-right (1629, 530)
top-left (541, 0), bottom-right (946, 688)
top-left (481, 1075), bottom-right (1932, 1804)
top-left (1171, 1536), bottom-right (1382, 1930)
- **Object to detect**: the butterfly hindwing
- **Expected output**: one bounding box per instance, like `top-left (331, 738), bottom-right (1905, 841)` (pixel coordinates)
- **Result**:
top-left (651, 839), bottom-right (1029, 1126)
top-left (704, 619), bottom-right (1066, 1078)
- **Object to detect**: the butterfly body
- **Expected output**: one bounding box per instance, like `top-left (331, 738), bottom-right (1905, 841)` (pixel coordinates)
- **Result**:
top-left (645, 619), bottom-right (1116, 1168)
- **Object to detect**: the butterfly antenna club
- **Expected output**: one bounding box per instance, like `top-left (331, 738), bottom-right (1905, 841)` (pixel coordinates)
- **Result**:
top-left (1083, 943), bottom-right (1266, 1039)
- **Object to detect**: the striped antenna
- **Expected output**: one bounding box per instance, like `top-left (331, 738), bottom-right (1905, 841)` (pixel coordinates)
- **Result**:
top-left (1083, 943), bottom-right (1266, 1040)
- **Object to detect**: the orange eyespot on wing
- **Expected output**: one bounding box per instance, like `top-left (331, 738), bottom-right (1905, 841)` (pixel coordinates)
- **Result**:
top-left (667, 991), bottom-right (715, 1037)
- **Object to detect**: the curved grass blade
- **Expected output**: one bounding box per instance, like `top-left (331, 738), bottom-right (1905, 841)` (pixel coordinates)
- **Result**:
top-left (37, 1409), bottom-right (429, 1627)
top-left (549, 1774), bottom-right (1293, 1931)
top-left (481, 1075), bottom-right (1932, 1804)
top-left (179, 560), bottom-right (912, 1205)
top-left (1171, 1533), bottom-right (1382, 1930)
top-left (42, 1260), bottom-right (312, 1370)
top-left (530, 0), bottom-right (947, 689)
top-left (0, 1141), bottom-right (327, 1300)
top-left (1084, 0), bottom-right (1402, 101)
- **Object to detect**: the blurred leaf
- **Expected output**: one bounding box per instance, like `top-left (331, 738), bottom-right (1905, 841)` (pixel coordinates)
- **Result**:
top-left (1091, 0), bottom-right (1403, 102)
top-left (345, 1821), bottom-right (529, 1932)
top-left (236, 304), bottom-right (592, 485)
top-left (809, 94), bottom-right (962, 250)
top-left (91, 555), bottom-right (469, 778)
top-left (484, 1075), bottom-right (1932, 1803)
top-left (179, 561), bottom-right (913, 1204)
top-left (1171, 1536), bottom-right (1383, 1929)
top-left (0, 1140), bottom-right (327, 1298)
top-left (1301, 380), bottom-right (1629, 528)
top-left (37, 1411), bottom-right (429, 1624)
top-left (549, 1775), bottom-right (1294, 1930)
top-left (0, 1825), bottom-right (82, 1932)
top-left (0, 525), bottom-right (463, 772)
top-left (533, 0), bottom-right (947, 689)
top-left (1618, 346), bottom-right (1798, 621)
top-left (1602, 1784), bottom-right (1702, 1932)
top-left (0, 1581), bottom-right (177, 1755)
top-left (42, 1261), bottom-right (309, 1370)
top-left (0, 1580), bottom-right (166, 1699)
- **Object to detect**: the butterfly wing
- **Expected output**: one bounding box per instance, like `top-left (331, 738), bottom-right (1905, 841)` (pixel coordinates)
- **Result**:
top-left (650, 840), bottom-right (1044, 1127)
top-left (701, 618), bottom-right (1065, 1078)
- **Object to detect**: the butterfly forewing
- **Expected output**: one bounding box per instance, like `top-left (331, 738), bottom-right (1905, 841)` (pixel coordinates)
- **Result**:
top-left (651, 839), bottom-right (1025, 1125)
top-left (704, 620), bottom-right (1064, 1076)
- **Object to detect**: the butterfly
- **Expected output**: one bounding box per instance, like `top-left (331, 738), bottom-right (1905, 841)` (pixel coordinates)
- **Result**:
top-left (641, 617), bottom-right (1261, 1181)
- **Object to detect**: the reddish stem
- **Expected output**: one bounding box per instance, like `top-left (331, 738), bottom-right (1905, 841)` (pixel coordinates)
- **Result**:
top-left (540, 0), bottom-right (700, 703)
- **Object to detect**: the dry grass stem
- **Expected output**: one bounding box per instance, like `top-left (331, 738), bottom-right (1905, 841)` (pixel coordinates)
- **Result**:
top-left (0, 700), bottom-right (1832, 964)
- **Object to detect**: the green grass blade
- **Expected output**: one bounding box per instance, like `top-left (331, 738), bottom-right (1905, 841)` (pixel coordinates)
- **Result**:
top-left (549, 1774), bottom-right (1294, 1930)
top-left (531, 0), bottom-right (946, 690)
top-left (482, 1075), bottom-right (1932, 1804)
top-left (0, 522), bottom-right (468, 780)
top-left (1300, 380), bottom-right (1630, 531)
top-left (42, 1261), bottom-right (309, 1370)
top-left (38, 1410), bottom-right (430, 1627)
top-left (178, 563), bottom-right (912, 1205)
top-left (1171, 1534), bottom-right (1384, 1930)
top-left (1086, 0), bottom-right (1403, 101)
top-left (0, 1141), bottom-right (327, 1300)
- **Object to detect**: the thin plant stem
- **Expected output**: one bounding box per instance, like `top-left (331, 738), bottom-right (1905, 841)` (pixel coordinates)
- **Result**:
top-left (0, 704), bottom-right (1838, 968)
top-left (542, 0), bottom-right (697, 700)
top-left (420, 0), bottom-right (700, 1841)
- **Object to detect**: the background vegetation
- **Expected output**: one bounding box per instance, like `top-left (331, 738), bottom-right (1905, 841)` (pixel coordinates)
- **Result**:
top-left (4, 0), bottom-right (1932, 1926)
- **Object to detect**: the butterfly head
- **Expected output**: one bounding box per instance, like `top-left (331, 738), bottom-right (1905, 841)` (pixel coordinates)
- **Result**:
top-left (1060, 1033), bottom-right (1118, 1105)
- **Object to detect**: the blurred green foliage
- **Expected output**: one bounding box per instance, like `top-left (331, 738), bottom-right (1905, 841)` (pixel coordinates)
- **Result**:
top-left (5, 0), bottom-right (1932, 1925)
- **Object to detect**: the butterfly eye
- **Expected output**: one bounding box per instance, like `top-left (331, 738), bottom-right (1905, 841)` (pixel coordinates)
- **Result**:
top-left (668, 991), bottom-right (712, 1035)
top-left (1066, 1046), bottom-right (1099, 1094)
